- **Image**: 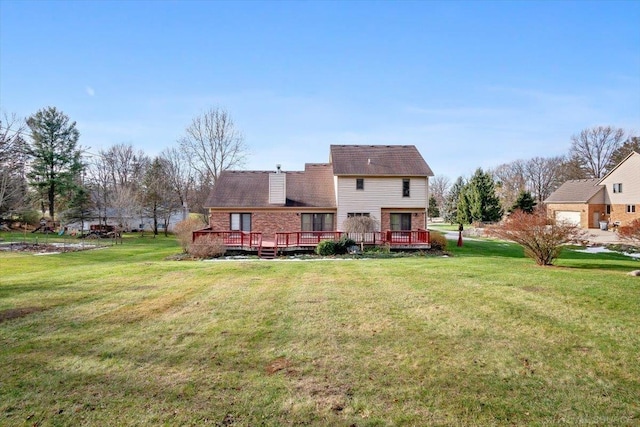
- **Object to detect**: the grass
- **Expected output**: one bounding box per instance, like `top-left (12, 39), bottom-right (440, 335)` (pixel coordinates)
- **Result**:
top-left (1, 233), bottom-right (639, 426)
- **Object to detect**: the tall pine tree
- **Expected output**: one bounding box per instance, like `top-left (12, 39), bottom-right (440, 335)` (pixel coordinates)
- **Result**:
top-left (457, 168), bottom-right (503, 224)
top-left (26, 107), bottom-right (83, 220)
top-left (443, 176), bottom-right (465, 224)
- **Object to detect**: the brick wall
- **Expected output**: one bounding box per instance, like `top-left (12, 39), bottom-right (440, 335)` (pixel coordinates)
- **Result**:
top-left (380, 209), bottom-right (427, 231)
top-left (546, 203), bottom-right (640, 228)
top-left (609, 204), bottom-right (640, 226)
top-left (209, 210), bottom-right (327, 239)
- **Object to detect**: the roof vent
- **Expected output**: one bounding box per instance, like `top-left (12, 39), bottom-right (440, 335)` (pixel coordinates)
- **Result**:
top-left (276, 164), bottom-right (281, 174)
top-left (367, 158), bottom-right (371, 165)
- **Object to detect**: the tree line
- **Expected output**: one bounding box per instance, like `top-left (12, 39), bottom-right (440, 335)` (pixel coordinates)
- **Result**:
top-left (0, 106), bottom-right (248, 235)
top-left (429, 126), bottom-right (638, 225)
top-left (3, 106), bottom-right (636, 232)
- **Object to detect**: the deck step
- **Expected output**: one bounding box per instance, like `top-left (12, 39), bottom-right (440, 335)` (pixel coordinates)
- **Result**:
top-left (259, 247), bottom-right (277, 259)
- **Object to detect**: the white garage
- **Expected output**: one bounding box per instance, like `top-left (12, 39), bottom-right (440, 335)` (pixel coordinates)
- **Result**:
top-left (555, 211), bottom-right (581, 226)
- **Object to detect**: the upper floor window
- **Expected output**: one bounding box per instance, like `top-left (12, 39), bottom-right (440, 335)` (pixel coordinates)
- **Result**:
top-left (402, 179), bottom-right (410, 197)
top-left (347, 212), bottom-right (370, 217)
top-left (356, 178), bottom-right (364, 190)
top-left (627, 205), bottom-right (636, 214)
top-left (613, 183), bottom-right (623, 193)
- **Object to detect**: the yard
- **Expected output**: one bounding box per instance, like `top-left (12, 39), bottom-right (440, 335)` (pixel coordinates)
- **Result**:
top-left (1, 233), bottom-right (639, 425)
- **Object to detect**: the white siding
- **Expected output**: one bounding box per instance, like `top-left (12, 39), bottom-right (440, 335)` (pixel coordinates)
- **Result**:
top-left (269, 173), bottom-right (286, 204)
top-left (336, 176), bottom-right (428, 230)
top-left (600, 153), bottom-right (640, 204)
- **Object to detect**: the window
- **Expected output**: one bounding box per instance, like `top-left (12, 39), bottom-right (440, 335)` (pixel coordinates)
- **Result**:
top-left (230, 213), bottom-right (251, 231)
top-left (347, 212), bottom-right (370, 217)
top-left (402, 179), bottom-right (410, 197)
top-left (356, 178), bottom-right (364, 190)
top-left (390, 213), bottom-right (411, 230)
top-left (613, 183), bottom-right (623, 193)
top-left (627, 205), bottom-right (636, 214)
top-left (606, 205), bottom-right (611, 215)
top-left (301, 213), bottom-right (334, 231)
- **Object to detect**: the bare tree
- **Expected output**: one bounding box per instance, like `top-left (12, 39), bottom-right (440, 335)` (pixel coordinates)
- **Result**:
top-left (523, 156), bottom-right (564, 204)
top-left (100, 143), bottom-right (148, 188)
top-left (111, 185), bottom-right (138, 232)
top-left (429, 175), bottom-right (450, 214)
top-left (0, 111), bottom-right (28, 217)
top-left (342, 215), bottom-right (380, 251)
top-left (492, 160), bottom-right (525, 211)
top-left (160, 146), bottom-right (194, 221)
top-left (86, 155), bottom-right (112, 226)
top-left (557, 154), bottom-right (588, 181)
top-left (569, 126), bottom-right (627, 178)
top-left (179, 107), bottom-right (248, 187)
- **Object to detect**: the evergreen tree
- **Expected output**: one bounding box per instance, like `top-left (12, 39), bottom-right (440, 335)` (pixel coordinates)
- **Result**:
top-left (606, 136), bottom-right (640, 171)
top-left (509, 191), bottom-right (537, 213)
top-left (62, 183), bottom-right (93, 234)
top-left (442, 176), bottom-right (465, 223)
top-left (457, 168), bottom-right (503, 224)
top-left (428, 195), bottom-right (440, 218)
top-left (26, 107), bottom-right (83, 220)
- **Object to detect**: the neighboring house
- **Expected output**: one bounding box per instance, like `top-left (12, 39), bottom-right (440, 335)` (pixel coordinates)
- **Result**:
top-left (545, 151), bottom-right (640, 228)
top-left (199, 145), bottom-right (434, 253)
top-left (65, 208), bottom-right (186, 233)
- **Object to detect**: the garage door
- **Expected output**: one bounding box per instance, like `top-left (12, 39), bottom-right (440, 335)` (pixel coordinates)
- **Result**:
top-left (555, 211), bottom-right (580, 225)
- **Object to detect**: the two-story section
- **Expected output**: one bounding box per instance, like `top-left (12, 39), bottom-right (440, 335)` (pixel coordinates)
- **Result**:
top-left (598, 151), bottom-right (640, 226)
top-left (330, 145), bottom-right (434, 231)
top-left (545, 151), bottom-right (639, 228)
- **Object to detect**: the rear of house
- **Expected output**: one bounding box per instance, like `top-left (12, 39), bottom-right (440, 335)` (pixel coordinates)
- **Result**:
top-left (198, 145), bottom-right (434, 253)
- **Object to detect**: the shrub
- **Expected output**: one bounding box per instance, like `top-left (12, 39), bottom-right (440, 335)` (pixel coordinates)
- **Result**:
top-left (335, 235), bottom-right (356, 254)
top-left (618, 219), bottom-right (640, 246)
top-left (174, 217), bottom-right (207, 253)
top-left (429, 231), bottom-right (448, 251)
top-left (189, 234), bottom-right (226, 259)
top-left (316, 240), bottom-right (336, 256)
top-left (488, 209), bottom-right (587, 266)
top-left (342, 216), bottom-right (380, 251)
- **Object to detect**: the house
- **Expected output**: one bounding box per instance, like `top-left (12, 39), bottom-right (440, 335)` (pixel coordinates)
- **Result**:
top-left (545, 151), bottom-right (640, 228)
top-left (196, 145), bottom-right (434, 254)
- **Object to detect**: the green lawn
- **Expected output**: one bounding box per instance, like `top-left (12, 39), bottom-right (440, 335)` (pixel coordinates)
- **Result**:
top-left (1, 234), bottom-right (639, 426)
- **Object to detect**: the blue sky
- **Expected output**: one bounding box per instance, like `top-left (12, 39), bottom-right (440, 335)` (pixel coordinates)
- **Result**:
top-left (1, 0), bottom-right (639, 179)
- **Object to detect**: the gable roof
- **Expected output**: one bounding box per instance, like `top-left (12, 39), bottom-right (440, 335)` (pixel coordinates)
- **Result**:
top-left (205, 163), bottom-right (335, 208)
top-left (597, 151), bottom-right (640, 184)
top-left (544, 178), bottom-right (604, 203)
top-left (330, 145), bottom-right (434, 176)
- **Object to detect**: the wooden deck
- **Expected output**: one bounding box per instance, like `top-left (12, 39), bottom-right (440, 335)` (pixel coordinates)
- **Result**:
top-left (192, 229), bottom-right (431, 257)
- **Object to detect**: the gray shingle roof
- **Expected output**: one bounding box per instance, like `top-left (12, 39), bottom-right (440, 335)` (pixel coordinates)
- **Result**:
top-left (205, 163), bottom-right (336, 208)
top-left (330, 145), bottom-right (434, 176)
top-left (544, 178), bottom-right (604, 203)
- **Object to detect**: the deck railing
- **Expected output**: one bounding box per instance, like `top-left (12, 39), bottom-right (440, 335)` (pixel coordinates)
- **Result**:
top-left (275, 231), bottom-right (343, 247)
top-left (192, 228), bottom-right (429, 250)
top-left (385, 229), bottom-right (430, 245)
top-left (192, 229), bottom-right (262, 249)
top-left (275, 229), bottom-right (430, 248)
